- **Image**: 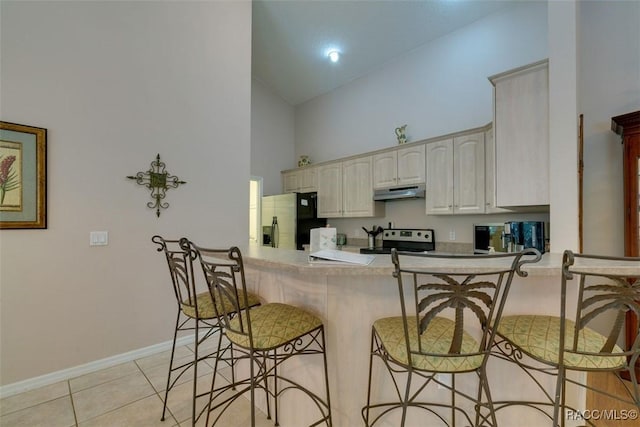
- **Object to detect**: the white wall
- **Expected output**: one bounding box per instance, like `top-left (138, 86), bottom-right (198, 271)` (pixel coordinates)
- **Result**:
top-left (295, 2), bottom-right (548, 163)
top-left (0, 0), bottom-right (252, 385)
top-left (251, 79), bottom-right (295, 195)
top-left (579, 0), bottom-right (640, 256)
top-left (548, 0), bottom-right (579, 252)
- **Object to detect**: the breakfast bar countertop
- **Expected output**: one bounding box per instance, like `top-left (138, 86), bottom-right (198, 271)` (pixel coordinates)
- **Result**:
top-left (242, 245), bottom-right (640, 277)
top-left (243, 245), bottom-right (640, 277)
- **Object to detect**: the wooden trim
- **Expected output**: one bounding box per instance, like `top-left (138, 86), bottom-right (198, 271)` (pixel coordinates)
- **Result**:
top-left (488, 58), bottom-right (549, 85)
top-left (578, 114), bottom-right (584, 253)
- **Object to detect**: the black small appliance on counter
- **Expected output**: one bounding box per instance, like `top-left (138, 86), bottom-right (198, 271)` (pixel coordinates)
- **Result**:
top-left (474, 221), bottom-right (547, 254)
top-left (504, 221), bottom-right (546, 254)
top-left (360, 228), bottom-right (435, 254)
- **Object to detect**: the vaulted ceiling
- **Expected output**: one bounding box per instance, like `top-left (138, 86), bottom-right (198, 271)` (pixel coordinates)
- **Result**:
top-left (252, 0), bottom-right (529, 106)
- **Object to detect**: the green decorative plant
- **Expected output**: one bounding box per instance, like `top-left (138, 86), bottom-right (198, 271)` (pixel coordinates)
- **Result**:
top-left (0, 154), bottom-right (18, 205)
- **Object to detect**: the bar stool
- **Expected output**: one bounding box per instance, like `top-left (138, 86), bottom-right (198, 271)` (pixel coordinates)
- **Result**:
top-left (362, 248), bottom-right (541, 427)
top-left (492, 250), bottom-right (640, 426)
top-left (152, 236), bottom-right (261, 425)
top-left (184, 239), bottom-right (332, 427)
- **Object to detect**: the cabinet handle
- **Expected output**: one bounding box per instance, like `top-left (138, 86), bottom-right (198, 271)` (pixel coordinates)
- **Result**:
top-left (448, 205), bottom-right (452, 208)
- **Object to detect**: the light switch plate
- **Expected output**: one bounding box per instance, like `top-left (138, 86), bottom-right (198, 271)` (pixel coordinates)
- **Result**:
top-left (90, 231), bottom-right (108, 246)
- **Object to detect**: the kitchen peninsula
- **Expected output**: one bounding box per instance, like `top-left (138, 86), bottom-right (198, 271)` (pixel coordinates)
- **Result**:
top-left (236, 245), bottom-right (638, 427)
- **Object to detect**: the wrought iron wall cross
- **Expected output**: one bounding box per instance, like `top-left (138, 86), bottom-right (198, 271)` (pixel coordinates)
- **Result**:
top-left (127, 154), bottom-right (186, 217)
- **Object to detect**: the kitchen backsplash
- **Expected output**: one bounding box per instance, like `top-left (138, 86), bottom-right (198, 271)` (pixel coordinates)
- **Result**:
top-left (327, 198), bottom-right (550, 249)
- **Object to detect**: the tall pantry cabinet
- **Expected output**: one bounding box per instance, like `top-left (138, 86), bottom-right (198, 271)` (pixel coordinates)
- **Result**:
top-left (489, 59), bottom-right (549, 207)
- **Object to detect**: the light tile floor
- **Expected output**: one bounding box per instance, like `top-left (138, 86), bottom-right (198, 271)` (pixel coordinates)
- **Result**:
top-left (0, 341), bottom-right (273, 427)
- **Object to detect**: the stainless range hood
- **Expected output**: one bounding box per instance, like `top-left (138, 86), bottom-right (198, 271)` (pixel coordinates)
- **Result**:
top-left (373, 184), bottom-right (426, 201)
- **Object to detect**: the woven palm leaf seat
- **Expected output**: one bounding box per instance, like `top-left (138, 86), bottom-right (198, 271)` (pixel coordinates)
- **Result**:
top-left (362, 248), bottom-right (541, 427)
top-left (152, 236), bottom-right (261, 425)
top-left (185, 239), bottom-right (332, 427)
top-left (492, 250), bottom-right (640, 427)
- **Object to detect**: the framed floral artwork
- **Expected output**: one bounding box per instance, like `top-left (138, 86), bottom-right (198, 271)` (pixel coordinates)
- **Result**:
top-left (0, 121), bottom-right (47, 229)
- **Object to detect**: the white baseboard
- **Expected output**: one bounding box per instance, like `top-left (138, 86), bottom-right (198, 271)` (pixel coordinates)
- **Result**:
top-left (0, 335), bottom-right (195, 399)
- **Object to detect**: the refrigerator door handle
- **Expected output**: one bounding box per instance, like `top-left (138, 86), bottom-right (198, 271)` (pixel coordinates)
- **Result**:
top-left (271, 216), bottom-right (279, 248)
top-left (270, 222), bottom-right (275, 247)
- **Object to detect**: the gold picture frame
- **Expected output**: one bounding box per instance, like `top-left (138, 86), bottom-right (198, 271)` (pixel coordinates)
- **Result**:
top-left (0, 121), bottom-right (47, 229)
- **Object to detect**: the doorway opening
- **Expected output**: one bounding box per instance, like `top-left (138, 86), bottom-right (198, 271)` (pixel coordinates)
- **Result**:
top-left (249, 177), bottom-right (263, 244)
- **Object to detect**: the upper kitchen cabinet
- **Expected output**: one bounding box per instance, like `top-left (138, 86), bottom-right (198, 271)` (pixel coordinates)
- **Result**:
top-left (317, 162), bottom-right (342, 217)
top-left (282, 166), bottom-right (317, 193)
top-left (372, 144), bottom-right (425, 189)
top-left (484, 126), bottom-right (512, 213)
top-left (343, 156), bottom-right (384, 217)
top-left (489, 59), bottom-right (549, 207)
top-left (425, 139), bottom-right (454, 214)
top-left (426, 132), bottom-right (485, 215)
top-left (282, 170), bottom-right (298, 193)
top-left (454, 132), bottom-right (486, 214)
top-left (317, 156), bottom-right (384, 218)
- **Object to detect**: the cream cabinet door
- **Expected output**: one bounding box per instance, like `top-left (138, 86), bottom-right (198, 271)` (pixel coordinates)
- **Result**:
top-left (453, 132), bottom-right (485, 214)
top-left (299, 167), bottom-right (317, 192)
top-left (317, 162), bottom-right (343, 218)
top-left (343, 156), bottom-right (381, 217)
top-left (491, 60), bottom-right (549, 206)
top-left (372, 151), bottom-right (397, 189)
top-left (282, 171), bottom-right (299, 193)
top-left (426, 139), bottom-right (454, 215)
top-left (484, 127), bottom-right (512, 213)
top-left (397, 144), bottom-right (425, 185)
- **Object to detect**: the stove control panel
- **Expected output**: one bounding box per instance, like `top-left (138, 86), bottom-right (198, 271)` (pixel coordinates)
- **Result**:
top-left (382, 228), bottom-right (434, 243)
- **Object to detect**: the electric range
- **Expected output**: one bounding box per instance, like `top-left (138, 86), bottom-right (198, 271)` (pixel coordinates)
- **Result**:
top-left (359, 228), bottom-right (435, 254)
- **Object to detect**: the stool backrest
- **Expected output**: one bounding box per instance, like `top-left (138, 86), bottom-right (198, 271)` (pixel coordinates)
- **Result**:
top-left (152, 235), bottom-right (201, 315)
top-left (186, 240), bottom-right (254, 345)
top-left (391, 248), bottom-right (541, 365)
top-left (561, 250), bottom-right (640, 360)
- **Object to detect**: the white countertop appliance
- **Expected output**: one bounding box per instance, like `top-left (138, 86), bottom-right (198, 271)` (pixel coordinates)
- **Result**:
top-left (360, 228), bottom-right (435, 254)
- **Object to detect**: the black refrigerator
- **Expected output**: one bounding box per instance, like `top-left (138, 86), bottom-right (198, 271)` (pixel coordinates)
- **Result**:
top-left (261, 192), bottom-right (326, 250)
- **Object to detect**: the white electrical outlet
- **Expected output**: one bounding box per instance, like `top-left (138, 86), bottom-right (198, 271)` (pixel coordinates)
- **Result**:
top-left (449, 230), bottom-right (456, 241)
top-left (90, 231), bottom-right (108, 246)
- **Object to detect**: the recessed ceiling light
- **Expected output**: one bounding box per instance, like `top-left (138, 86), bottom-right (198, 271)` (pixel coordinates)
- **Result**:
top-left (327, 50), bottom-right (340, 63)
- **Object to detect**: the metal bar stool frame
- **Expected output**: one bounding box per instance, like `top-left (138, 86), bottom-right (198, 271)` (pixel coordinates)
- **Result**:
top-left (491, 250), bottom-right (640, 426)
top-left (185, 240), bottom-right (332, 427)
top-left (152, 235), bottom-right (260, 425)
top-left (362, 248), bottom-right (541, 427)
